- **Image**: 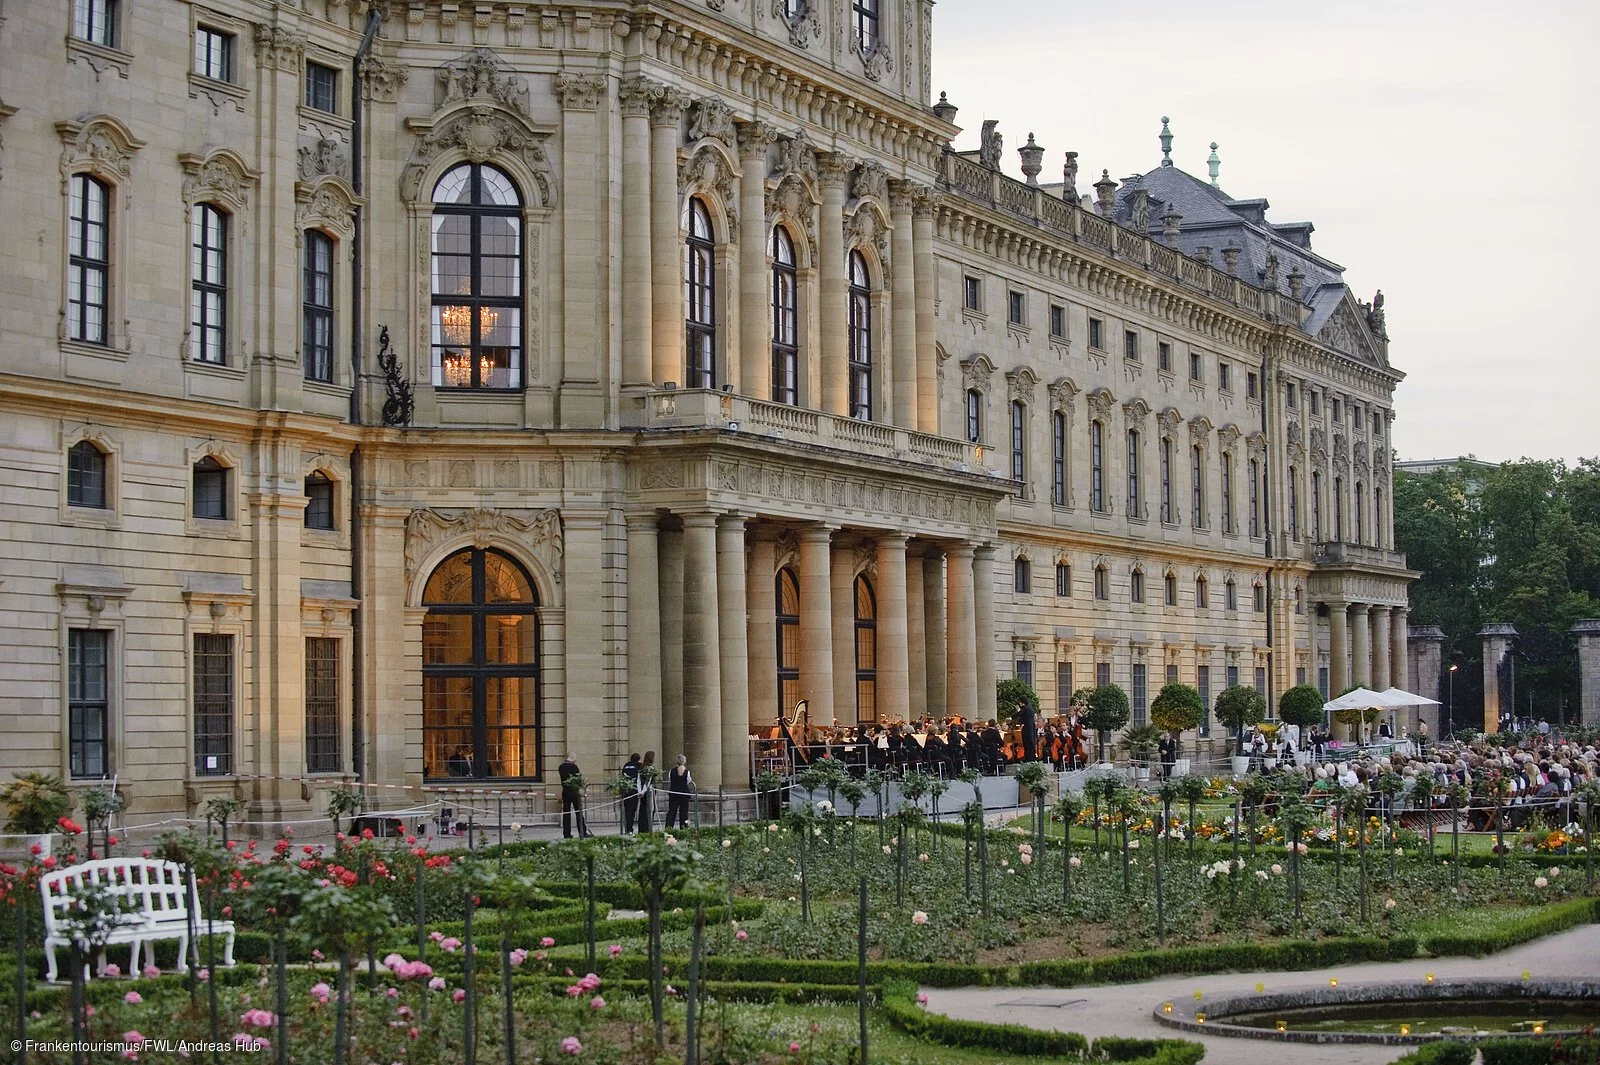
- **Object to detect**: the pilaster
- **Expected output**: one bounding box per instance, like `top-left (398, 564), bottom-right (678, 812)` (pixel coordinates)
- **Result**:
top-left (736, 121), bottom-right (777, 400)
top-left (555, 73), bottom-right (610, 427)
top-left (876, 533), bottom-right (911, 724)
top-left (905, 541), bottom-right (928, 717)
top-left (973, 544), bottom-right (996, 720)
top-left (912, 189), bottom-right (938, 434)
top-left (797, 525), bottom-right (836, 727)
top-left (716, 513), bottom-right (750, 786)
top-left (888, 182), bottom-right (918, 429)
top-left (649, 90), bottom-right (690, 387)
top-left (830, 535), bottom-right (857, 724)
top-left (817, 152), bottom-right (851, 416)
top-left (945, 542), bottom-right (977, 722)
top-left (680, 512), bottom-right (723, 782)
top-left (923, 546), bottom-right (947, 715)
top-left (625, 513), bottom-right (663, 760)
top-left (747, 525), bottom-right (779, 727)
top-left (658, 521), bottom-right (685, 761)
top-left (619, 77), bottom-right (659, 392)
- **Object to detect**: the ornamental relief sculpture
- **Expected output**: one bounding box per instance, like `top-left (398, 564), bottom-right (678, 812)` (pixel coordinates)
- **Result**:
top-left (400, 106), bottom-right (557, 205)
top-left (773, 129), bottom-right (819, 187)
top-left (772, 0), bottom-right (821, 48)
top-left (1086, 388), bottom-right (1116, 420)
top-left (842, 202), bottom-right (890, 273)
top-left (56, 116), bottom-right (146, 189)
top-left (438, 48), bottom-right (531, 115)
top-left (1048, 376), bottom-right (1079, 415)
top-left (1158, 406), bottom-right (1182, 434)
top-left (1007, 366), bottom-right (1038, 403)
top-left (294, 177), bottom-right (362, 242)
top-left (1217, 423), bottom-right (1241, 450)
top-left (960, 353), bottom-right (995, 393)
top-left (179, 148), bottom-right (259, 211)
top-left (679, 146), bottom-right (740, 241)
top-left (687, 97), bottom-right (737, 147)
top-left (297, 137), bottom-right (349, 182)
top-left (404, 507), bottom-right (564, 590)
top-left (1188, 415), bottom-right (1214, 444)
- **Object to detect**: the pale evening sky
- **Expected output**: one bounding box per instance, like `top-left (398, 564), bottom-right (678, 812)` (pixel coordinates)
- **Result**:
top-left (929, 0), bottom-right (1598, 465)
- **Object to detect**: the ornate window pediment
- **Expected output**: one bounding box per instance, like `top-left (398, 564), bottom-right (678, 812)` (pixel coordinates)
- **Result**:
top-left (405, 507), bottom-right (564, 602)
top-left (402, 104), bottom-right (556, 207)
top-left (294, 176), bottom-right (362, 242)
top-left (772, 0), bottom-right (822, 48)
top-left (679, 145), bottom-right (741, 242)
top-left (1158, 406), bottom-right (1182, 434)
top-left (1122, 397), bottom-right (1151, 422)
top-left (1086, 387), bottom-right (1116, 420)
top-left (960, 353), bottom-right (995, 392)
top-left (1048, 376), bottom-right (1079, 413)
top-left (179, 148), bottom-right (260, 212)
top-left (57, 115), bottom-right (145, 188)
top-left (1188, 415), bottom-right (1214, 445)
top-left (1007, 366), bottom-right (1038, 403)
top-left (437, 48), bottom-right (531, 115)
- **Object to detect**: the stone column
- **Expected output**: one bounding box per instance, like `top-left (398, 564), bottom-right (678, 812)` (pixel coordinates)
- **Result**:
top-left (973, 544), bottom-right (997, 721)
top-left (888, 182), bottom-right (918, 428)
top-left (817, 152), bottom-right (851, 416)
top-left (1572, 619), bottom-right (1600, 727)
top-left (1389, 606), bottom-right (1409, 692)
top-left (658, 522), bottom-right (685, 762)
top-left (905, 542), bottom-right (928, 717)
top-left (626, 513), bottom-right (663, 760)
top-left (831, 535), bottom-right (857, 724)
top-left (680, 513), bottom-right (723, 783)
top-left (1371, 606), bottom-right (1391, 691)
top-left (562, 512), bottom-right (609, 772)
top-left (1328, 602), bottom-right (1349, 696)
top-left (746, 526), bottom-right (779, 730)
top-left (912, 189), bottom-right (939, 434)
top-left (945, 543), bottom-right (977, 722)
top-left (736, 121), bottom-right (775, 399)
top-left (649, 90), bottom-right (690, 387)
top-left (555, 74), bottom-right (608, 426)
top-left (797, 526), bottom-right (835, 727)
top-left (876, 533), bottom-right (911, 723)
top-left (1351, 605), bottom-right (1371, 690)
top-left (619, 78), bottom-right (657, 390)
top-left (716, 514), bottom-right (750, 787)
top-left (1407, 623), bottom-right (1445, 734)
top-left (1479, 622), bottom-right (1518, 734)
top-left (923, 547), bottom-right (947, 715)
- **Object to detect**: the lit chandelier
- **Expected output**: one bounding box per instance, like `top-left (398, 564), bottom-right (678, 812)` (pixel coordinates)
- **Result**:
top-left (439, 301), bottom-right (499, 387)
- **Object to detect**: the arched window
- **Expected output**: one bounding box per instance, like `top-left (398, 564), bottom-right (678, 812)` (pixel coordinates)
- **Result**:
top-left (1051, 411), bottom-right (1066, 506)
top-left (1159, 437), bottom-right (1173, 523)
top-left (1010, 400), bottom-right (1026, 483)
top-left (304, 471), bottom-right (335, 530)
top-left (966, 389), bottom-right (982, 443)
top-left (68, 174), bottom-right (110, 345)
top-left (192, 455), bottom-right (230, 520)
top-left (770, 226), bottom-right (798, 404)
top-left (1195, 575), bottom-right (1209, 609)
top-left (1090, 421), bottom-right (1105, 512)
top-left (1126, 429), bottom-right (1142, 516)
top-left (1221, 453), bottom-right (1234, 533)
top-left (1163, 570), bottom-right (1177, 606)
top-left (1248, 457), bottom-right (1261, 537)
top-left (1355, 480), bottom-right (1365, 544)
top-left (1055, 562), bottom-right (1071, 597)
top-left (683, 197), bottom-right (717, 389)
top-left (1288, 466), bottom-right (1300, 541)
top-left (1253, 582), bottom-right (1266, 612)
top-left (1013, 556), bottom-right (1031, 594)
top-left (1191, 445), bottom-right (1206, 529)
top-left (1311, 470), bottom-right (1323, 542)
top-left (431, 163), bottom-right (523, 389)
top-left (847, 251), bottom-right (872, 419)
top-left (852, 0), bottom-right (879, 53)
top-left (423, 548), bottom-right (540, 779)
top-left (1093, 564), bottom-right (1109, 601)
top-left (1334, 475), bottom-right (1345, 540)
top-left (854, 575), bottom-right (877, 723)
top-left (1375, 486), bottom-right (1385, 548)
top-left (1225, 579), bottom-right (1238, 611)
top-left (67, 440), bottom-right (107, 509)
top-left (190, 203), bottom-right (228, 363)
top-left (776, 568), bottom-right (801, 717)
top-left (1131, 568), bottom-right (1145, 604)
top-left (303, 230), bottom-right (335, 383)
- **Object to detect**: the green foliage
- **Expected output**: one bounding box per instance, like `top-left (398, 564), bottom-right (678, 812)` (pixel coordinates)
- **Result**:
top-left (1150, 683), bottom-right (1204, 733)
top-left (1121, 724), bottom-right (1164, 761)
top-left (1417, 896), bottom-right (1600, 956)
top-left (1386, 1043), bottom-right (1478, 1065)
top-left (79, 786), bottom-right (125, 827)
top-left (881, 977), bottom-right (1091, 1056)
top-left (1278, 684), bottom-right (1326, 727)
top-left (325, 785), bottom-right (365, 834)
top-left (1011, 761), bottom-right (1050, 795)
top-left (1214, 685), bottom-right (1266, 750)
top-left (1479, 1040), bottom-right (1600, 1065)
top-left (1085, 683), bottom-right (1131, 734)
top-left (995, 676), bottom-right (1039, 725)
top-left (2, 771), bottom-right (72, 834)
top-left (291, 880), bottom-right (396, 954)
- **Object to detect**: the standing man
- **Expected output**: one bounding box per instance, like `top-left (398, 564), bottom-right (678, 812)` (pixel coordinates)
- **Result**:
top-left (559, 751), bottom-right (592, 839)
top-left (621, 752), bottom-right (642, 834)
top-left (1158, 730), bottom-right (1178, 781)
top-left (1019, 699), bottom-right (1039, 764)
top-left (665, 755), bottom-right (695, 829)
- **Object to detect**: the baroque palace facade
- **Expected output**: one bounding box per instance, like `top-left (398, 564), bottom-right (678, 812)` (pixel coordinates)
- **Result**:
top-left (0, 0), bottom-right (1413, 822)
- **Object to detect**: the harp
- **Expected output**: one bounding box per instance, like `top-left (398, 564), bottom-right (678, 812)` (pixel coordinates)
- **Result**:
top-left (780, 699), bottom-right (811, 768)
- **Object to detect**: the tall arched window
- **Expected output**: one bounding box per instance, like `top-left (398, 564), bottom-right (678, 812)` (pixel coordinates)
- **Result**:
top-left (1159, 437), bottom-right (1173, 523)
top-left (1375, 486), bottom-right (1385, 548)
top-left (1288, 466), bottom-right (1300, 540)
top-left (1094, 565), bottom-right (1109, 600)
top-left (1311, 470), bottom-right (1323, 542)
top-left (1010, 400), bottom-right (1026, 484)
top-left (1163, 570), bottom-right (1178, 606)
top-left (1225, 579), bottom-right (1238, 611)
top-left (684, 197), bottom-right (717, 389)
top-left (1355, 480), bottom-right (1365, 544)
top-left (854, 575), bottom-right (877, 723)
top-left (847, 251), bottom-right (873, 419)
top-left (1191, 445), bottom-right (1206, 529)
top-left (966, 389), bottom-right (982, 443)
top-left (1248, 457), bottom-right (1261, 536)
top-left (423, 548), bottom-right (540, 779)
top-left (1195, 575), bottom-right (1209, 609)
top-left (303, 230), bottom-right (335, 382)
top-left (1221, 453), bottom-right (1234, 533)
top-left (770, 226), bottom-right (798, 404)
top-left (776, 568), bottom-right (801, 717)
top-left (1051, 411), bottom-right (1066, 506)
top-left (190, 203), bottom-right (228, 363)
top-left (1090, 421), bottom-right (1105, 512)
top-left (431, 163), bottom-right (523, 389)
top-left (68, 174), bottom-right (110, 345)
top-left (1126, 429), bottom-right (1142, 516)
top-left (852, 0), bottom-right (879, 52)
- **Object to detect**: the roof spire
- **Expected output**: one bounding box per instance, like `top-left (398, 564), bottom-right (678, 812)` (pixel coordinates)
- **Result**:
top-left (1207, 141), bottom-right (1221, 189)
top-left (1159, 116), bottom-right (1173, 167)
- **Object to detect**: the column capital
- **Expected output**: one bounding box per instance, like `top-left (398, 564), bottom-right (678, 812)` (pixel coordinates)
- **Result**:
top-left (945, 541), bottom-right (975, 559)
top-left (798, 522), bottom-right (841, 544)
top-left (619, 75), bottom-right (663, 117)
top-left (817, 151), bottom-right (854, 190)
top-left (716, 511), bottom-right (750, 530)
top-left (679, 510), bottom-right (720, 529)
top-left (649, 87), bottom-right (691, 126)
top-left (911, 185), bottom-right (939, 218)
top-left (887, 178), bottom-right (926, 212)
top-left (875, 530), bottom-right (911, 548)
top-left (972, 543), bottom-right (997, 561)
top-left (554, 72), bottom-right (607, 112)
top-left (735, 119), bottom-right (779, 160)
top-left (624, 511), bottom-right (660, 531)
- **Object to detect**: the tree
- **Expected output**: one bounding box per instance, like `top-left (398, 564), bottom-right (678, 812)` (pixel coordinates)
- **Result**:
top-left (1277, 684), bottom-right (1325, 728)
top-left (995, 676), bottom-right (1039, 725)
top-left (1083, 683), bottom-right (1129, 763)
top-left (1150, 683), bottom-right (1203, 734)
top-left (1213, 684), bottom-right (1265, 754)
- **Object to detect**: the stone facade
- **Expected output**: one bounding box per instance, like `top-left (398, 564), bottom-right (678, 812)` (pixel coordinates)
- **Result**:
top-left (0, 0), bottom-right (1411, 824)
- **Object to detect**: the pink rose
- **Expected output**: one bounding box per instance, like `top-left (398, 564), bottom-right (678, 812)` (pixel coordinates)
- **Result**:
top-left (309, 983), bottom-right (331, 1005)
top-left (509, 949), bottom-right (527, 968)
top-left (428, 977), bottom-right (446, 992)
top-left (560, 1036), bottom-right (582, 1055)
top-left (241, 1009), bottom-right (275, 1028)
top-left (142, 965), bottom-right (160, 979)
top-left (408, 1027), bottom-right (419, 1041)
top-left (103, 964), bottom-right (121, 978)
top-left (607, 944), bottom-right (622, 958)
top-left (589, 996), bottom-right (606, 1010)
top-left (438, 937), bottom-right (461, 953)
top-left (735, 930), bottom-right (748, 941)
top-left (124, 1031), bottom-right (144, 1044)
top-left (124, 991), bottom-right (142, 1004)
top-left (452, 988), bottom-right (466, 1004)
top-left (789, 1042), bottom-right (801, 1053)
top-left (540, 936), bottom-right (556, 948)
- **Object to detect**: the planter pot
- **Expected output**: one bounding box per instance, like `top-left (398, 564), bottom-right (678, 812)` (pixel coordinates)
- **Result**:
top-left (0, 833), bottom-right (59, 861)
top-left (1231, 755), bottom-right (1252, 778)
top-left (1133, 767), bottom-right (1151, 782)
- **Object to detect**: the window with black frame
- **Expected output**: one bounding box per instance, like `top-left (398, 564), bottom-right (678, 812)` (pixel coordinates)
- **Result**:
top-left (67, 174), bottom-right (110, 345)
top-left (305, 637), bottom-right (340, 773)
top-left (1010, 400), bottom-right (1026, 483)
top-left (966, 389), bottom-right (982, 443)
top-left (847, 251), bottom-right (872, 418)
top-left (770, 226), bottom-right (798, 404)
top-left (303, 230), bottom-right (334, 382)
top-left (193, 633), bottom-right (233, 776)
top-left (851, 0), bottom-right (879, 53)
top-left (423, 548), bottom-right (540, 780)
top-left (69, 629), bottom-right (109, 778)
top-left (684, 197), bottom-right (716, 388)
top-left (854, 575), bottom-right (877, 723)
top-left (193, 456), bottom-right (229, 520)
top-left (304, 471), bottom-right (335, 530)
top-left (776, 568), bottom-right (801, 718)
top-left (431, 164), bottom-right (523, 390)
top-left (190, 204), bottom-right (228, 363)
top-left (1051, 411), bottom-right (1066, 506)
top-left (67, 440), bottom-right (107, 509)
top-left (1090, 420), bottom-right (1105, 512)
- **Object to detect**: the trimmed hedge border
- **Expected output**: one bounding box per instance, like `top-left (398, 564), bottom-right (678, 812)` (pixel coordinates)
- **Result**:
top-left (1419, 897), bottom-right (1600, 957)
top-left (1392, 1040), bottom-right (1600, 1065)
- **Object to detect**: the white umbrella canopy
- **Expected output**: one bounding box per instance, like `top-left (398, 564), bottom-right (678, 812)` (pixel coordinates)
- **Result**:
top-left (1378, 687), bottom-right (1442, 707)
top-left (1322, 687), bottom-right (1388, 712)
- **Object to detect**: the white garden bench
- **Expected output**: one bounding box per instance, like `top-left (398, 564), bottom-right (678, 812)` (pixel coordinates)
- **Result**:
top-left (40, 857), bottom-right (235, 983)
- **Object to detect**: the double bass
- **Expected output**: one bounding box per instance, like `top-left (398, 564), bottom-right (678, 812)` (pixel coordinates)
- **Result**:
top-left (1065, 715), bottom-right (1087, 769)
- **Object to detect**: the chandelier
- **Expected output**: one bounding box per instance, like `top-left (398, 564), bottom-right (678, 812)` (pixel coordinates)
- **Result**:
top-left (439, 301), bottom-right (499, 388)
top-left (442, 351), bottom-right (495, 388)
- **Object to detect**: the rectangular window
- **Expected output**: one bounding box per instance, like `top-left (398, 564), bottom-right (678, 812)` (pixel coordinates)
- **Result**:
top-left (1055, 562), bottom-right (1071, 597)
top-left (1163, 572), bottom-right (1177, 606)
top-left (1160, 439), bottom-right (1173, 523)
top-left (1225, 582), bottom-right (1238, 611)
top-left (1010, 401), bottom-right (1026, 485)
top-left (1008, 290), bottom-right (1025, 325)
top-left (1218, 361), bottom-right (1232, 392)
top-left (1094, 567), bottom-right (1109, 601)
top-left (1189, 351), bottom-right (1202, 381)
top-left (1286, 383), bottom-right (1298, 409)
top-left (1296, 666), bottom-right (1307, 687)
top-left (68, 629), bottom-right (109, 778)
top-left (193, 458), bottom-right (229, 520)
top-left (1013, 558), bottom-right (1030, 594)
top-left (1131, 663), bottom-right (1147, 725)
top-left (305, 637), bottom-right (341, 773)
top-left (966, 390), bottom-right (982, 443)
top-left (1254, 666), bottom-right (1266, 695)
top-left (1166, 663), bottom-right (1179, 686)
top-left (194, 26), bottom-right (233, 82)
top-left (189, 205), bottom-right (228, 364)
top-left (1124, 329), bottom-right (1139, 361)
top-left (1049, 303), bottom-right (1065, 339)
top-left (67, 442), bottom-right (108, 509)
top-left (1090, 421), bottom-right (1105, 512)
top-left (1016, 660), bottom-right (1033, 690)
top-left (1226, 664), bottom-right (1239, 690)
top-left (193, 633), bottom-right (234, 776)
top-left (1310, 390), bottom-right (1321, 415)
top-left (1246, 371), bottom-right (1259, 399)
top-left (1333, 397), bottom-right (1342, 422)
top-left (73, 0), bottom-right (118, 47)
top-left (303, 231), bottom-right (334, 382)
top-left (1057, 661), bottom-right (1073, 712)
top-left (305, 62), bottom-right (339, 114)
top-left (1088, 317), bottom-right (1103, 350)
top-left (1157, 341), bottom-right (1171, 372)
top-left (1222, 457), bottom-right (1234, 533)
top-left (1253, 583), bottom-right (1265, 612)
top-left (1318, 665), bottom-right (1330, 699)
top-left (1197, 664), bottom-right (1211, 735)
top-left (1095, 661), bottom-right (1111, 689)
top-left (1191, 446), bottom-right (1205, 529)
top-left (963, 275), bottom-right (982, 311)
top-left (67, 175), bottom-right (110, 345)
top-left (1131, 569), bottom-right (1145, 603)
top-left (1051, 411), bottom-right (1066, 507)
top-left (1352, 403), bottom-right (1363, 427)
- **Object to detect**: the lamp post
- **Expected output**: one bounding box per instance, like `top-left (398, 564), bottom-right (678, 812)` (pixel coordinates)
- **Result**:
top-left (1447, 664), bottom-right (1458, 737)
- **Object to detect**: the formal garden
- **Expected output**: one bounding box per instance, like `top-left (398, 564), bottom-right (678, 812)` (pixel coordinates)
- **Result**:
top-left (4, 738), bottom-right (1600, 1065)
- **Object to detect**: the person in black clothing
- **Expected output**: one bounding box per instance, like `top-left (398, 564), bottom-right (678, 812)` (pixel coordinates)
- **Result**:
top-left (621, 752), bottom-right (641, 834)
top-left (637, 751), bottom-right (656, 832)
top-left (1018, 700), bottom-right (1039, 763)
top-left (558, 752), bottom-right (592, 838)
top-left (446, 746), bottom-right (473, 777)
top-left (945, 726), bottom-right (965, 776)
top-left (924, 727), bottom-right (946, 773)
top-left (981, 721), bottom-right (1002, 774)
top-left (1158, 732), bottom-right (1178, 781)
top-left (665, 755), bottom-right (695, 829)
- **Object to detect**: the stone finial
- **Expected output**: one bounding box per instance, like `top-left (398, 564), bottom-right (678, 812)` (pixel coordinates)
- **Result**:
top-left (1018, 132), bottom-right (1044, 186)
top-left (978, 119), bottom-right (1003, 170)
top-left (1094, 169), bottom-right (1117, 216)
top-left (1207, 141), bottom-right (1221, 188)
top-left (1221, 242), bottom-right (1241, 275)
top-left (1287, 265), bottom-right (1306, 300)
top-left (1161, 201), bottom-right (1182, 243)
top-left (932, 91), bottom-right (958, 124)
top-left (1062, 151), bottom-right (1079, 200)
top-left (1159, 116), bottom-right (1174, 167)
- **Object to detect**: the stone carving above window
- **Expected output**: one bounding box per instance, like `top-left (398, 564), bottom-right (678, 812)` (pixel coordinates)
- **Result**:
top-left (1188, 415), bottom-right (1213, 445)
top-left (687, 97), bottom-right (737, 147)
top-left (678, 146), bottom-right (740, 242)
top-left (960, 353), bottom-right (995, 393)
top-left (1007, 366), bottom-right (1038, 403)
top-left (1158, 406), bottom-right (1182, 434)
top-left (772, 0), bottom-right (821, 48)
top-left (297, 137), bottom-right (349, 182)
top-left (842, 201), bottom-right (889, 272)
top-left (1217, 423), bottom-right (1242, 450)
top-left (360, 56), bottom-right (409, 103)
top-left (1086, 387), bottom-right (1116, 420)
top-left (401, 107), bottom-right (557, 206)
top-left (438, 48), bottom-right (531, 115)
top-left (773, 129), bottom-right (819, 187)
top-left (1048, 376), bottom-right (1079, 414)
top-left (56, 116), bottom-right (146, 188)
top-left (1121, 397), bottom-right (1151, 422)
top-left (179, 148), bottom-right (260, 212)
top-left (404, 507), bottom-right (564, 592)
top-left (294, 177), bottom-right (362, 242)
top-left (851, 160), bottom-right (888, 207)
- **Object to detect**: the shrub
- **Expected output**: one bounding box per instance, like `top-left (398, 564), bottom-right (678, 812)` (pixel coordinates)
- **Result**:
top-left (1214, 685), bottom-right (1266, 752)
top-left (1150, 683), bottom-right (1204, 734)
top-left (1386, 1045), bottom-right (1476, 1065)
top-left (1478, 1040), bottom-right (1600, 1065)
top-left (1278, 684), bottom-right (1326, 727)
top-left (2, 772), bottom-right (73, 834)
top-left (880, 977), bottom-right (1090, 1056)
